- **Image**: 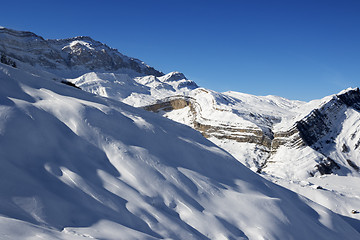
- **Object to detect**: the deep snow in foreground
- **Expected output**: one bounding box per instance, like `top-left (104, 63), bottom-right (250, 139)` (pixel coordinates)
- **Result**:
top-left (1, 64), bottom-right (359, 239)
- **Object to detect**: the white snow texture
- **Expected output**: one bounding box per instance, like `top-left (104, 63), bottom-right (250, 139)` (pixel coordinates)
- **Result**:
top-left (0, 27), bottom-right (360, 239)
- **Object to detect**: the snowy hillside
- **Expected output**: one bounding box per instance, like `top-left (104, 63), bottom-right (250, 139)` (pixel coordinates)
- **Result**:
top-left (2, 63), bottom-right (360, 239)
top-left (266, 88), bottom-right (360, 179)
top-left (69, 70), bottom-right (305, 172)
top-left (69, 71), bottom-right (198, 107)
top-left (66, 55), bottom-right (360, 232)
top-left (140, 84), bottom-right (360, 228)
top-left (1, 27), bottom-right (360, 238)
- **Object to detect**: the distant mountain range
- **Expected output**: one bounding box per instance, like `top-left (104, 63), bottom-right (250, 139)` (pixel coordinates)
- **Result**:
top-left (0, 27), bottom-right (359, 239)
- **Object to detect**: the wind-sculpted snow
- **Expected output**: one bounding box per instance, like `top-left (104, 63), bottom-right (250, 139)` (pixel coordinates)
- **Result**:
top-left (1, 64), bottom-right (359, 239)
top-left (2, 27), bottom-right (360, 238)
top-left (68, 69), bottom-right (360, 233)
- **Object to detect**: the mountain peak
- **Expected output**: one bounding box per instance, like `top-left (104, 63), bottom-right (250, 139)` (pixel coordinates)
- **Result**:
top-left (337, 87), bottom-right (359, 95)
top-left (0, 27), bottom-right (164, 78)
top-left (158, 71), bottom-right (187, 82)
top-left (336, 87), bottom-right (360, 110)
top-left (336, 87), bottom-right (360, 99)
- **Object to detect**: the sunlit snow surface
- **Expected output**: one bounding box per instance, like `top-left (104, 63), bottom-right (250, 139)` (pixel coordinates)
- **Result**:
top-left (69, 69), bottom-right (360, 234)
top-left (1, 64), bottom-right (360, 239)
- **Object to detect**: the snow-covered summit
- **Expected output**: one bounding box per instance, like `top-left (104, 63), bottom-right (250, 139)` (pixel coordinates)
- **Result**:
top-left (338, 87), bottom-right (359, 96)
top-left (157, 71), bottom-right (198, 90)
top-left (0, 27), bottom-right (163, 78)
top-left (158, 71), bottom-right (187, 82)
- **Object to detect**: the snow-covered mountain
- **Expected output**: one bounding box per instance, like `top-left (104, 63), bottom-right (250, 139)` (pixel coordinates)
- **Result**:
top-left (139, 83), bottom-right (360, 230)
top-left (3, 45), bottom-right (359, 240)
top-left (0, 27), bottom-right (163, 78)
top-left (72, 69), bottom-right (360, 179)
top-left (1, 27), bottom-right (360, 239)
top-left (64, 50), bottom-right (360, 232)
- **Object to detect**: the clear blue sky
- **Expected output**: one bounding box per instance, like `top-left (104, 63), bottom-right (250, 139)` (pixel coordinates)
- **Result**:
top-left (1, 0), bottom-right (359, 101)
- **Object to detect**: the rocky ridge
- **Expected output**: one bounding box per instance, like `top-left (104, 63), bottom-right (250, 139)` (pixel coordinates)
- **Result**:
top-left (0, 27), bottom-right (163, 78)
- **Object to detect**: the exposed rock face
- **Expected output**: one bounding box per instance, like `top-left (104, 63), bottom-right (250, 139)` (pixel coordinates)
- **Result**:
top-left (347, 159), bottom-right (359, 171)
top-left (315, 157), bottom-right (340, 175)
top-left (265, 88), bottom-right (360, 176)
top-left (145, 95), bottom-right (292, 157)
top-left (144, 96), bottom-right (193, 112)
top-left (273, 88), bottom-right (360, 149)
top-left (0, 27), bottom-right (163, 77)
top-left (0, 53), bottom-right (16, 68)
top-left (193, 121), bottom-right (272, 148)
top-left (338, 88), bottom-right (360, 110)
top-left (271, 127), bottom-right (305, 151)
top-left (144, 96), bottom-right (273, 156)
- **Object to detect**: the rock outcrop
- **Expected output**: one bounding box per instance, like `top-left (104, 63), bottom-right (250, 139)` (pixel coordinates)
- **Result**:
top-left (144, 96), bottom-right (273, 159)
top-left (272, 88), bottom-right (360, 149)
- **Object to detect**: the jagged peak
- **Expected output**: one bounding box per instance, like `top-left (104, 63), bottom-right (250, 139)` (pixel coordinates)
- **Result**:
top-left (337, 87), bottom-right (359, 97)
top-left (66, 35), bottom-right (95, 42)
top-left (294, 87), bottom-right (360, 127)
top-left (307, 87), bottom-right (360, 110)
top-left (49, 35), bottom-right (102, 46)
top-left (336, 87), bottom-right (360, 109)
top-left (158, 71), bottom-right (187, 82)
top-left (0, 27), bottom-right (164, 77)
top-left (0, 27), bottom-right (106, 51)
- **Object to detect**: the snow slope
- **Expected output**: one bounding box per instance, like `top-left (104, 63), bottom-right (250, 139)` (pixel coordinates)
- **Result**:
top-left (2, 27), bottom-right (360, 238)
top-left (69, 64), bottom-right (360, 232)
top-left (1, 63), bottom-right (360, 239)
top-left (69, 71), bottom-right (197, 107)
top-left (71, 69), bottom-right (306, 172)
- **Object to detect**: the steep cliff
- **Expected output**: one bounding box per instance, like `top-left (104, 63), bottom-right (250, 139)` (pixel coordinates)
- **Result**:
top-left (265, 88), bottom-right (360, 178)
